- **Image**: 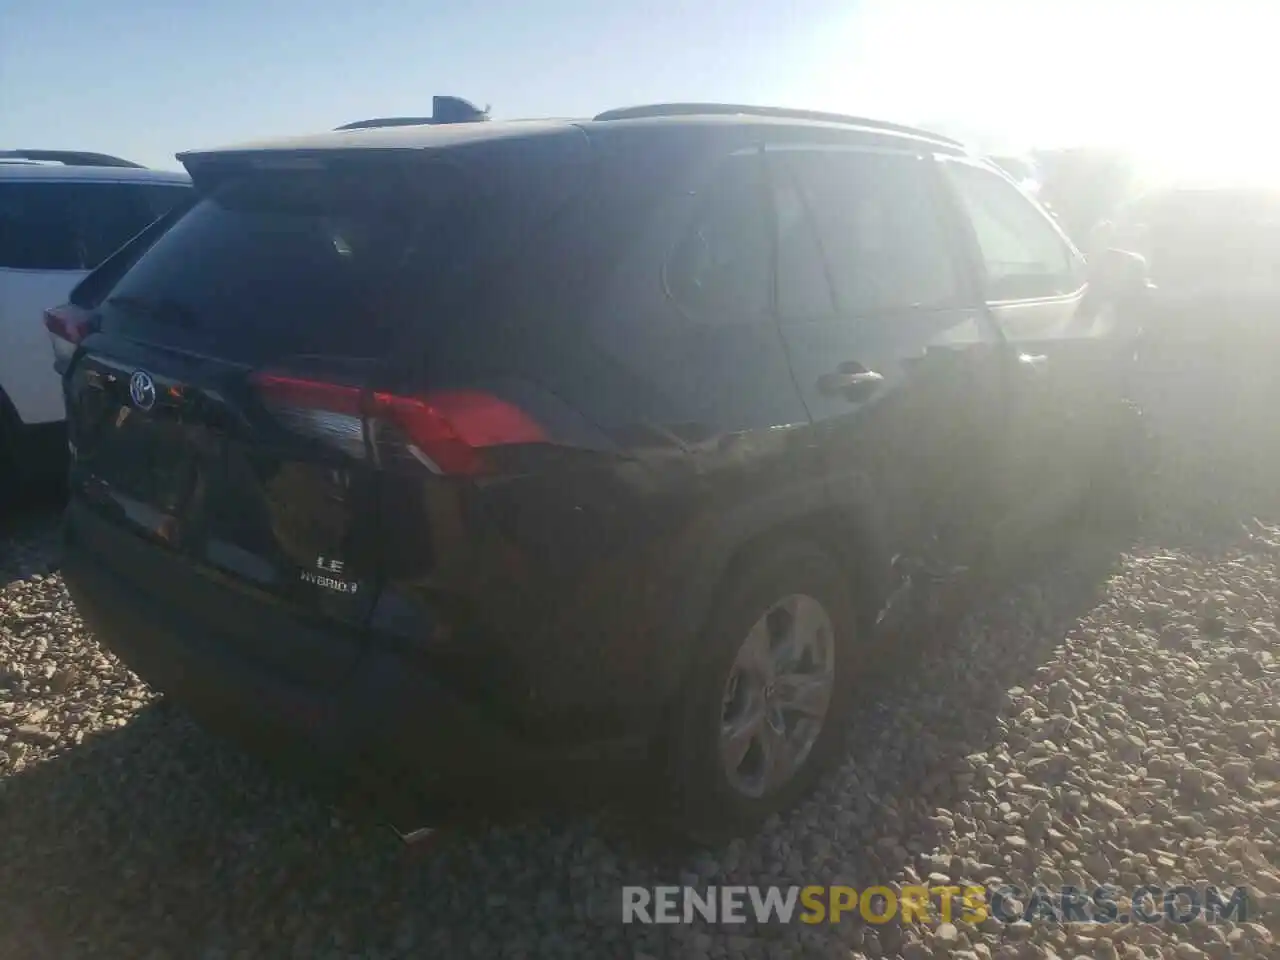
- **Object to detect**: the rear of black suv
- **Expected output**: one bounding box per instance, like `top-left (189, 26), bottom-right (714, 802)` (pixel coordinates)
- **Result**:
top-left (58, 119), bottom-right (815, 831)
top-left (65, 112), bottom-right (1117, 840)
top-left (61, 126), bottom-right (615, 816)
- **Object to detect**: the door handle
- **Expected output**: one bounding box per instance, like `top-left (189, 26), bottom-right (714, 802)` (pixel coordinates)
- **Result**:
top-left (817, 367), bottom-right (885, 398)
top-left (1018, 352), bottom-right (1049, 373)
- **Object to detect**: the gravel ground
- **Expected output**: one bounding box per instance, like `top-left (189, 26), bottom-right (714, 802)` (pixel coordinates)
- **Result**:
top-left (2, 362), bottom-right (1279, 959)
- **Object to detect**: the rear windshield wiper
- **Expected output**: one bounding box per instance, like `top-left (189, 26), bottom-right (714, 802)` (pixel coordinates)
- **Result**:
top-left (105, 295), bottom-right (201, 330)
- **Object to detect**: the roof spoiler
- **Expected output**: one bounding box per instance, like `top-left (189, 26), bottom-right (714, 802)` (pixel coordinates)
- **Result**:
top-left (334, 96), bottom-right (490, 131)
top-left (0, 149), bottom-right (144, 168)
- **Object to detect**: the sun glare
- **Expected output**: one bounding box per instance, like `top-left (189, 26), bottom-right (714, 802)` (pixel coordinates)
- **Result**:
top-left (804, 0), bottom-right (1280, 186)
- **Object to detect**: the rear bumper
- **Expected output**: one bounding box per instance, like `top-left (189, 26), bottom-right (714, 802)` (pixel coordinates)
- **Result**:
top-left (61, 501), bottom-right (580, 826)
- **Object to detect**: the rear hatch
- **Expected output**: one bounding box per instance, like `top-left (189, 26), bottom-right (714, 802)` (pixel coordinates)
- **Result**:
top-left (63, 145), bottom-right (585, 658)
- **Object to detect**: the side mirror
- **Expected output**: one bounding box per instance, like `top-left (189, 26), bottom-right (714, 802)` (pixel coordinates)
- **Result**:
top-left (1091, 247), bottom-right (1151, 302)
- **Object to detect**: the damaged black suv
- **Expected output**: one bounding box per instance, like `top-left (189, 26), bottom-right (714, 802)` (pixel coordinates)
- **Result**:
top-left (54, 102), bottom-right (1145, 840)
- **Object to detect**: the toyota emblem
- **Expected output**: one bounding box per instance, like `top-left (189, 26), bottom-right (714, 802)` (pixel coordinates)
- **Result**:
top-left (128, 370), bottom-right (157, 411)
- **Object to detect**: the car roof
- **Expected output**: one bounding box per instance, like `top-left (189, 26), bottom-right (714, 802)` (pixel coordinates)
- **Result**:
top-left (179, 111), bottom-right (966, 164)
top-left (0, 163), bottom-right (191, 184)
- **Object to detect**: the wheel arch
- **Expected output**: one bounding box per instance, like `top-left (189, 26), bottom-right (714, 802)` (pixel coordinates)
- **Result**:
top-left (650, 479), bottom-right (895, 720)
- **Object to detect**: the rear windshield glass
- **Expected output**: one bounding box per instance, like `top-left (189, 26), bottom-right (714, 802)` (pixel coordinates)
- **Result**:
top-left (96, 161), bottom-right (503, 362)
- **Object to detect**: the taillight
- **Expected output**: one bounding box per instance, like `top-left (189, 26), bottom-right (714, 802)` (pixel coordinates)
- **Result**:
top-left (251, 373), bottom-right (546, 475)
top-left (252, 373), bottom-right (367, 459)
top-left (44, 304), bottom-right (94, 370)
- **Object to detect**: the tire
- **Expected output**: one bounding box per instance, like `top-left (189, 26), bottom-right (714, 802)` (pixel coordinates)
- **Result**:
top-left (665, 539), bottom-right (862, 844)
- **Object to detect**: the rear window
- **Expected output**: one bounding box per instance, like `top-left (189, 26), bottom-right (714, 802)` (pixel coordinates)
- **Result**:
top-left (95, 160), bottom-right (526, 363)
top-left (0, 180), bottom-right (190, 271)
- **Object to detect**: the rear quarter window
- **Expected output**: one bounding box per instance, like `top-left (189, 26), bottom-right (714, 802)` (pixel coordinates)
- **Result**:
top-left (782, 149), bottom-right (962, 316)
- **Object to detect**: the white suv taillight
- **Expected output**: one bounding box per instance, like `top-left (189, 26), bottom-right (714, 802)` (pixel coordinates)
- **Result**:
top-left (43, 304), bottom-right (94, 371)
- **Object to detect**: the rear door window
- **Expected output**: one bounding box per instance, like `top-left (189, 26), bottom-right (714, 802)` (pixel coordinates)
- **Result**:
top-left (0, 181), bottom-right (79, 270)
top-left (0, 180), bottom-right (191, 272)
top-left (770, 161), bottom-right (837, 322)
top-left (95, 162), bottom-right (489, 363)
top-left (782, 150), bottom-right (962, 315)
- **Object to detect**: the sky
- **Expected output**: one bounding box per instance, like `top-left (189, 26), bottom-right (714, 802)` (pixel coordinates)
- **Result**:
top-left (3, 0), bottom-right (1278, 178)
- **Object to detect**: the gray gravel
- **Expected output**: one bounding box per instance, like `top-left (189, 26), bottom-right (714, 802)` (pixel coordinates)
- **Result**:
top-left (2, 370), bottom-right (1279, 959)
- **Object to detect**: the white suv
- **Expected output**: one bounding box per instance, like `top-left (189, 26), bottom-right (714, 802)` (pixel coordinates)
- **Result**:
top-left (0, 150), bottom-right (190, 489)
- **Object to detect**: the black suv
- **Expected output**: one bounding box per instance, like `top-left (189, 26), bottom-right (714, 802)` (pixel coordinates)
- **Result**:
top-left (56, 103), bottom-right (1143, 840)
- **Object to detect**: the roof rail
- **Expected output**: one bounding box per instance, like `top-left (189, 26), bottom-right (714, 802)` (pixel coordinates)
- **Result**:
top-left (335, 95), bottom-right (490, 131)
top-left (591, 103), bottom-right (964, 147)
top-left (0, 149), bottom-right (144, 168)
